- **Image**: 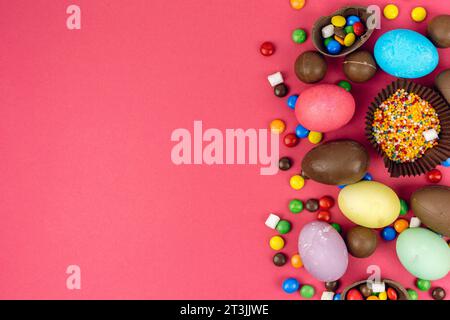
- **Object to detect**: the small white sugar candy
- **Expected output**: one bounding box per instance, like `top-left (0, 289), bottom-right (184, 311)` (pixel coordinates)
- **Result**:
top-left (321, 24), bottom-right (335, 38)
top-left (265, 213), bottom-right (280, 229)
top-left (369, 281), bottom-right (385, 293)
top-left (268, 72), bottom-right (284, 87)
top-left (409, 217), bottom-right (421, 228)
top-left (321, 291), bottom-right (335, 300)
top-left (423, 129), bottom-right (439, 142)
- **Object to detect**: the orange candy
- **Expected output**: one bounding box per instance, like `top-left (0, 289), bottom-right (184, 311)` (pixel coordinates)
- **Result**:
top-left (290, 0), bottom-right (306, 10)
top-left (291, 254), bottom-right (303, 268)
top-left (269, 119), bottom-right (286, 134)
top-left (367, 295), bottom-right (379, 300)
top-left (394, 219), bottom-right (409, 233)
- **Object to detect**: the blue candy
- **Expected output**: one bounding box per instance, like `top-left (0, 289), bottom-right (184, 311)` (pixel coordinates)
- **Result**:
top-left (381, 226), bottom-right (397, 241)
top-left (287, 94), bottom-right (299, 110)
top-left (442, 158), bottom-right (450, 167)
top-left (363, 172), bottom-right (373, 181)
top-left (327, 40), bottom-right (342, 55)
top-left (295, 124), bottom-right (310, 138)
top-left (338, 184), bottom-right (347, 189)
top-left (333, 293), bottom-right (342, 300)
top-left (346, 15), bottom-right (361, 26)
top-left (282, 278), bottom-right (300, 294)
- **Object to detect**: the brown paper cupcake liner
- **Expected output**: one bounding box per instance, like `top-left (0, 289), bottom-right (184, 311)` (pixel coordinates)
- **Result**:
top-left (312, 6), bottom-right (375, 58)
top-left (365, 79), bottom-right (450, 178)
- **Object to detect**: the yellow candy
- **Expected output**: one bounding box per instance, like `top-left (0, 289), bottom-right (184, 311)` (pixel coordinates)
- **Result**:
top-left (378, 291), bottom-right (388, 300)
top-left (384, 4), bottom-right (399, 20)
top-left (331, 15), bottom-right (346, 28)
top-left (269, 119), bottom-right (286, 134)
top-left (411, 7), bottom-right (427, 22)
top-left (308, 131), bottom-right (323, 144)
top-left (290, 175), bottom-right (305, 190)
top-left (367, 296), bottom-right (379, 300)
top-left (269, 235), bottom-right (285, 250)
top-left (290, 0), bottom-right (305, 10)
top-left (344, 33), bottom-right (356, 47)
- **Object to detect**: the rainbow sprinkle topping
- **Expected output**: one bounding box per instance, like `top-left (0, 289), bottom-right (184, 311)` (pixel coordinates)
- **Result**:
top-left (372, 89), bottom-right (440, 163)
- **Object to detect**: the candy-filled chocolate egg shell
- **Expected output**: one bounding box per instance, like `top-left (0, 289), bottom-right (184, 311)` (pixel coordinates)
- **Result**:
top-left (411, 185), bottom-right (450, 237)
top-left (301, 140), bottom-right (369, 185)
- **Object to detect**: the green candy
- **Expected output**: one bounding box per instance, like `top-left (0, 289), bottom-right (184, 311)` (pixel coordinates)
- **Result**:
top-left (276, 220), bottom-right (291, 234)
top-left (344, 25), bottom-right (354, 34)
top-left (324, 37), bottom-right (333, 46)
top-left (331, 223), bottom-right (342, 234)
top-left (292, 29), bottom-right (307, 44)
top-left (300, 285), bottom-right (315, 298)
top-left (289, 199), bottom-right (304, 213)
top-left (416, 279), bottom-right (431, 291)
top-left (337, 80), bottom-right (352, 92)
top-left (407, 289), bottom-right (419, 300)
top-left (399, 199), bottom-right (408, 215)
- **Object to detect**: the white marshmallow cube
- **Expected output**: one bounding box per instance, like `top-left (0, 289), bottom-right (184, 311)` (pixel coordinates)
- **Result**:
top-left (409, 217), bottom-right (421, 228)
top-left (423, 129), bottom-right (439, 142)
top-left (370, 281), bottom-right (385, 293)
top-left (265, 213), bottom-right (280, 229)
top-left (268, 72), bottom-right (284, 87)
top-left (321, 291), bottom-right (335, 300)
top-left (321, 24), bottom-right (335, 38)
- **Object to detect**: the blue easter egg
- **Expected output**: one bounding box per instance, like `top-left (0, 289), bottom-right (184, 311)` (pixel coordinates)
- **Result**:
top-left (295, 124), bottom-right (310, 138)
top-left (374, 29), bottom-right (439, 78)
top-left (287, 94), bottom-right (298, 109)
top-left (327, 40), bottom-right (342, 55)
top-left (346, 15), bottom-right (360, 26)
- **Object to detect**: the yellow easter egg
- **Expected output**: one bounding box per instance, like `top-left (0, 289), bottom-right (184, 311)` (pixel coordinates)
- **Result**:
top-left (338, 181), bottom-right (400, 228)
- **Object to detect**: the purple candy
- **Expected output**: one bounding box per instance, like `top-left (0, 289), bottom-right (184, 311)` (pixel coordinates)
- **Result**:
top-left (298, 221), bottom-right (348, 282)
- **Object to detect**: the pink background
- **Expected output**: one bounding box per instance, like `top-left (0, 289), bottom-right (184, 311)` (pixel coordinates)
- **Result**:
top-left (0, 0), bottom-right (449, 299)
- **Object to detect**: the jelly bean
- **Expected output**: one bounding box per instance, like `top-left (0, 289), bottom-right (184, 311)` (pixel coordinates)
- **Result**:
top-left (295, 124), bottom-right (310, 138)
top-left (366, 296), bottom-right (379, 300)
top-left (292, 29), bottom-right (307, 43)
top-left (363, 172), bottom-right (373, 181)
top-left (334, 35), bottom-right (345, 45)
top-left (383, 4), bottom-right (399, 20)
top-left (284, 133), bottom-right (299, 147)
top-left (416, 279), bottom-right (431, 291)
top-left (276, 220), bottom-right (291, 235)
top-left (324, 37), bottom-right (333, 47)
top-left (279, 157), bottom-right (292, 171)
top-left (353, 22), bottom-right (364, 36)
top-left (300, 285), bottom-right (315, 298)
top-left (387, 288), bottom-right (398, 300)
top-left (331, 223), bottom-right (341, 234)
top-left (274, 83), bottom-right (289, 97)
top-left (394, 219), bottom-right (409, 233)
top-left (308, 131), bottom-right (323, 144)
top-left (442, 158), bottom-right (450, 167)
top-left (344, 33), bottom-right (356, 47)
top-left (344, 25), bottom-right (354, 34)
top-left (282, 278), bottom-right (300, 294)
top-left (407, 289), bottom-right (418, 300)
top-left (321, 24), bottom-right (335, 38)
top-left (287, 94), bottom-right (298, 109)
top-left (327, 39), bottom-right (342, 54)
top-left (319, 196), bottom-right (334, 209)
top-left (289, 199), bottom-right (304, 213)
top-left (317, 210), bottom-right (331, 222)
top-left (291, 254), bottom-right (303, 268)
top-left (290, 0), bottom-right (305, 10)
top-left (337, 80), bottom-right (351, 92)
top-left (399, 199), bottom-right (408, 215)
top-left (273, 252), bottom-right (287, 266)
top-left (381, 226), bottom-right (396, 241)
top-left (290, 175), bottom-right (305, 190)
top-left (331, 15), bottom-right (346, 28)
top-left (378, 291), bottom-right (387, 300)
top-left (346, 15), bottom-right (361, 26)
top-left (411, 7), bottom-right (427, 22)
top-left (269, 235), bottom-right (285, 250)
top-left (426, 169), bottom-right (442, 183)
top-left (260, 42), bottom-right (275, 56)
top-left (269, 119), bottom-right (286, 134)
top-left (333, 293), bottom-right (341, 300)
top-left (346, 288), bottom-right (363, 300)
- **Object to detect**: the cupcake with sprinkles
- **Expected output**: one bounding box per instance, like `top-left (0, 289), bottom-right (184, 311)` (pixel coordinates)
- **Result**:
top-left (366, 79), bottom-right (450, 177)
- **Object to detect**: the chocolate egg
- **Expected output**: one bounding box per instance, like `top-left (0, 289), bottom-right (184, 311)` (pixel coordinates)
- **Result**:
top-left (345, 226), bottom-right (377, 258)
top-left (411, 185), bottom-right (450, 237)
top-left (435, 69), bottom-right (450, 104)
top-left (301, 140), bottom-right (369, 185)
top-left (343, 50), bottom-right (377, 83)
top-left (427, 14), bottom-right (450, 48)
top-left (294, 51), bottom-right (327, 83)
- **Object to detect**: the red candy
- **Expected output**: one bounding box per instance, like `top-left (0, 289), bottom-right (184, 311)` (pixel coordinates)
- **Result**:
top-left (346, 288), bottom-right (364, 300)
top-left (387, 288), bottom-right (398, 300)
top-left (284, 133), bottom-right (299, 147)
top-left (317, 210), bottom-right (331, 222)
top-left (353, 22), bottom-right (364, 36)
top-left (427, 169), bottom-right (442, 183)
top-left (319, 196), bottom-right (334, 210)
top-left (260, 42), bottom-right (275, 56)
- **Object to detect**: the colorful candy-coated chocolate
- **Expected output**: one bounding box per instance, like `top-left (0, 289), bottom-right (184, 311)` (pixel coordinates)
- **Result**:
top-left (331, 15), bottom-right (346, 28)
top-left (325, 280), bottom-right (340, 291)
top-left (292, 29), bottom-right (307, 43)
top-left (426, 169), bottom-right (442, 183)
top-left (411, 7), bottom-right (427, 22)
top-left (260, 41), bottom-right (275, 56)
top-left (276, 220), bottom-right (291, 234)
top-left (387, 287), bottom-right (398, 300)
top-left (269, 119), bottom-right (286, 134)
top-left (431, 287), bottom-right (446, 300)
top-left (319, 196), bottom-right (334, 209)
top-left (274, 83), bottom-right (289, 97)
top-left (289, 199), bottom-right (304, 213)
top-left (346, 15), bottom-right (361, 26)
top-left (344, 33), bottom-right (356, 47)
top-left (383, 4), bottom-right (399, 20)
top-left (317, 210), bottom-right (331, 222)
top-left (407, 289), bottom-right (418, 300)
top-left (326, 39), bottom-right (342, 54)
top-left (279, 157), bottom-right (292, 171)
top-left (290, 0), bottom-right (305, 10)
top-left (295, 124), bottom-right (310, 138)
top-left (308, 131), bottom-right (323, 144)
top-left (284, 133), bottom-right (299, 147)
top-left (378, 291), bottom-right (387, 300)
top-left (334, 35), bottom-right (345, 45)
top-left (290, 175), bottom-right (305, 190)
top-left (346, 288), bottom-right (363, 300)
top-left (305, 199), bottom-right (319, 212)
top-left (300, 285), bottom-right (315, 298)
top-left (416, 278), bottom-right (431, 291)
top-left (352, 21), bottom-right (364, 36)
top-left (273, 252), bottom-right (287, 266)
top-left (442, 158), bottom-right (450, 167)
top-left (381, 226), bottom-right (397, 241)
top-left (324, 37), bottom-right (333, 47)
top-left (269, 235), bottom-right (285, 250)
top-left (331, 223), bottom-right (341, 234)
top-left (337, 80), bottom-right (351, 92)
top-left (394, 219), bottom-right (409, 233)
top-left (282, 278), bottom-right (300, 294)
top-left (333, 293), bottom-right (341, 300)
top-left (363, 172), bottom-right (373, 181)
top-left (399, 199), bottom-right (408, 215)
top-left (366, 296), bottom-right (379, 300)
top-left (287, 94), bottom-right (298, 109)
top-left (344, 25), bottom-right (354, 34)
top-left (291, 254), bottom-right (303, 268)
